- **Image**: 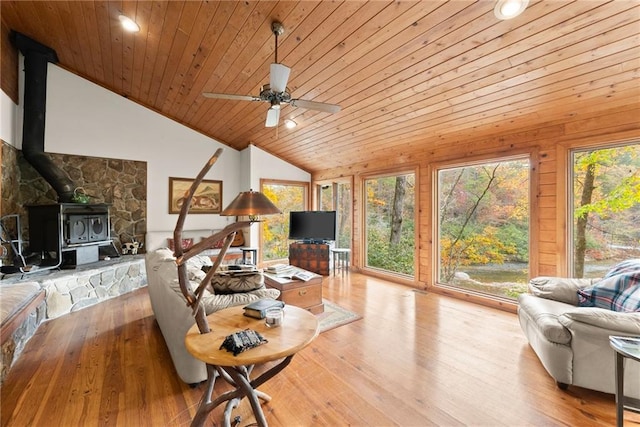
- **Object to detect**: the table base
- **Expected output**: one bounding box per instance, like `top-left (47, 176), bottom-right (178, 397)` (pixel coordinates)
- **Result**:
top-left (191, 356), bottom-right (294, 427)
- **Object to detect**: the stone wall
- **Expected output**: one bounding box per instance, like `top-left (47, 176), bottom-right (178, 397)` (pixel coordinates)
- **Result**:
top-left (1, 297), bottom-right (46, 384)
top-left (1, 142), bottom-right (21, 218)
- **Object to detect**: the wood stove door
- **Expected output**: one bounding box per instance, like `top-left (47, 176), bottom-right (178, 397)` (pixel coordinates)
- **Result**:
top-left (66, 215), bottom-right (90, 245)
top-left (88, 216), bottom-right (108, 242)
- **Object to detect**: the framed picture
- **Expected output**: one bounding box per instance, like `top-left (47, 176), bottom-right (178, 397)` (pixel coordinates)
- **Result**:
top-left (169, 177), bottom-right (223, 214)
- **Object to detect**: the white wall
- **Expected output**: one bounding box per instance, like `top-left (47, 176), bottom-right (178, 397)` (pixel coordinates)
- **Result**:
top-left (247, 144), bottom-right (310, 186)
top-left (243, 144), bottom-right (311, 247)
top-left (0, 90), bottom-right (17, 146)
top-left (1, 60), bottom-right (310, 234)
top-left (43, 65), bottom-right (239, 232)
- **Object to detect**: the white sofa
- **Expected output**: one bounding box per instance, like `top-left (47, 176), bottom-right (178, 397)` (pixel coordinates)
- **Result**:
top-left (518, 274), bottom-right (640, 398)
top-left (145, 248), bottom-right (279, 384)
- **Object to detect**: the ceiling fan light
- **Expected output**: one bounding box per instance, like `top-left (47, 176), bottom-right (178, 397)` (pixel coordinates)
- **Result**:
top-left (284, 119), bottom-right (297, 129)
top-left (270, 63), bottom-right (291, 93)
top-left (494, 0), bottom-right (528, 20)
top-left (265, 108), bottom-right (280, 127)
top-left (271, 102), bottom-right (281, 110)
top-left (118, 15), bottom-right (140, 32)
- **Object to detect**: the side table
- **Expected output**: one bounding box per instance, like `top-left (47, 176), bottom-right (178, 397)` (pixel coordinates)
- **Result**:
top-left (609, 335), bottom-right (640, 427)
top-left (184, 305), bottom-right (319, 427)
top-left (331, 248), bottom-right (350, 276)
top-left (263, 268), bottom-right (324, 314)
top-left (241, 247), bottom-right (258, 265)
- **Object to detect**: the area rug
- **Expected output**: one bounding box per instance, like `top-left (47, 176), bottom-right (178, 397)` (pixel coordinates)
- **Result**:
top-left (318, 299), bottom-right (361, 333)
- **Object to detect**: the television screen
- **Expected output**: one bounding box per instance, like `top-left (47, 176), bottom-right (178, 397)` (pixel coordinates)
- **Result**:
top-left (288, 211), bottom-right (337, 242)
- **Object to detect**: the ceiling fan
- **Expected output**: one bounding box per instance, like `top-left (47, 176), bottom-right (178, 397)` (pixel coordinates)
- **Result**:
top-left (202, 21), bottom-right (341, 127)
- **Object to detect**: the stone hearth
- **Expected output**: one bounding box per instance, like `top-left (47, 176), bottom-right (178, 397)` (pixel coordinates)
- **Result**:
top-left (1, 255), bottom-right (147, 383)
top-left (1, 255), bottom-right (146, 317)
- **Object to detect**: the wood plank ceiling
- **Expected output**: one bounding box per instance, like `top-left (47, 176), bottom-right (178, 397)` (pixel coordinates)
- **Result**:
top-left (2, 1), bottom-right (639, 173)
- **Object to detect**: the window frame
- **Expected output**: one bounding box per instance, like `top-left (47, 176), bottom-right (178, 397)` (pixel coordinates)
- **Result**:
top-left (259, 178), bottom-right (309, 265)
top-left (567, 141), bottom-right (640, 278)
top-left (431, 151), bottom-right (537, 303)
top-left (314, 177), bottom-right (354, 250)
top-left (360, 166), bottom-right (419, 283)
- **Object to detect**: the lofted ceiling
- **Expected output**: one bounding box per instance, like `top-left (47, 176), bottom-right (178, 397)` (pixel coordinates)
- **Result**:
top-left (2, 1), bottom-right (639, 173)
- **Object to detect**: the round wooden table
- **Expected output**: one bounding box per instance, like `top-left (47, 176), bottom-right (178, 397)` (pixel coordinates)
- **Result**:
top-left (185, 304), bottom-right (319, 427)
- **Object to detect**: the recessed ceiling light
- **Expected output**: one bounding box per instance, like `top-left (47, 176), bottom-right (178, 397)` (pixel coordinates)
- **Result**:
top-left (284, 119), bottom-right (297, 129)
top-left (494, 0), bottom-right (529, 20)
top-left (119, 15), bottom-right (140, 33)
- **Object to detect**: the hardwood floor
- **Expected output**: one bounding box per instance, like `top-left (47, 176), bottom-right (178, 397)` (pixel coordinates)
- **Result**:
top-left (2, 272), bottom-right (638, 426)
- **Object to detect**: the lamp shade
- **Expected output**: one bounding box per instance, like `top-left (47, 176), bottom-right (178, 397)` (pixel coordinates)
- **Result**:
top-left (220, 190), bottom-right (281, 217)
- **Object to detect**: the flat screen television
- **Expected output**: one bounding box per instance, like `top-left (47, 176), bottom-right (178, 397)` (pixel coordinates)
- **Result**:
top-left (288, 211), bottom-right (337, 243)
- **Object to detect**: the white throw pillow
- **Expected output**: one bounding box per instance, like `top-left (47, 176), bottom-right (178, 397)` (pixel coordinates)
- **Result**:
top-left (528, 277), bottom-right (598, 305)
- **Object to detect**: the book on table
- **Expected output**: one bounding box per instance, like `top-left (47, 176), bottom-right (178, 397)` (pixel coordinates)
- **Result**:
top-left (265, 264), bottom-right (316, 282)
top-left (278, 270), bottom-right (316, 282)
top-left (243, 298), bottom-right (285, 319)
top-left (266, 264), bottom-right (292, 274)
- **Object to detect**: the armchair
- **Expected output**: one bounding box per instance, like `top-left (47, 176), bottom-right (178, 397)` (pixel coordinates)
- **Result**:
top-left (518, 268), bottom-right (640, 398)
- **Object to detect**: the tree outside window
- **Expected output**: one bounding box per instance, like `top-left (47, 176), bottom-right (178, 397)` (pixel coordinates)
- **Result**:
top-left (571, 143), bottom-right (640, 277)
top-left (437, 158), bottom-right (530, 300)
top-left (364, 173), bottom-right (415, 277)
top-left (317, 182), bottom-right (352, 249)
top-left (261, 181), bottom-right (308, 262)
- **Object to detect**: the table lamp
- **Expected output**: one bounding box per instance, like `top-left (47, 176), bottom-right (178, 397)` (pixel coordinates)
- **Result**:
top-left (172, 149), bottom-right (282, 333)
top-left (220, 189), bottom-right (281, 221)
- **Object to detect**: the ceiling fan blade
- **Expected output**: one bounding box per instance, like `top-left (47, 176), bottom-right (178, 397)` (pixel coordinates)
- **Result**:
top-left (270, 63), bottom-right (291, 93)
top-left (202, 93), bottom-right (259, 102)
top-left (290, 98), bottom-right (341, 114)
top-left (265, 108), bottom-right (280, 127)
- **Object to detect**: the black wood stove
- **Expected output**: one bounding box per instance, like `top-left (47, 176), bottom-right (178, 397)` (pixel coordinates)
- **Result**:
top-left (28, 203), bottom-right (112, 267)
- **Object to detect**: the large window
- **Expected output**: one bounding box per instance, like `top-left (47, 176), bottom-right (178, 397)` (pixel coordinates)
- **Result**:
top-left (364, 172), bottom-right (415, 277)
top-left (571, 143), bottom-right (640, 278)
top-left (260, 180), bottom-right (308, 262)
top-left (436, 157), bottom-right (530, 300)
top-left (317, 181), bottom-right (352, 249)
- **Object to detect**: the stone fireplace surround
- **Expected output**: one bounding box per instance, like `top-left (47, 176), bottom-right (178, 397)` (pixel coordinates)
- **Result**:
top-left (1, 141), bottom-right (147, 254)
top-left (1, 140), bottom-right (148, 383)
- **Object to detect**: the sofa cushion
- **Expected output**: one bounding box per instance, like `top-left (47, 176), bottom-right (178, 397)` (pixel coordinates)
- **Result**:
top-left (529, 277), bottom-right (598, 305)
top-left (210, 273), bottom-right (265, 294)
top-left (517, 294), bottom-right (572, 344)
top-left (230, 230), bottom-right (245, 247)
top-left (577, 259), bottom-right (640, 312)
top-left (559, 308), bottom-right (640, 335)
top-left (201, 288), bottom-right (280, 314)
top-left (167, 238), bottom-right (194, 251)
top-left (207, 237), bottom-right (225, 249)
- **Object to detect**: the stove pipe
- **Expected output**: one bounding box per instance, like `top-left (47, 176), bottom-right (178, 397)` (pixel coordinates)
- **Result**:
top-left (11, 31), bottom-right (75, 203)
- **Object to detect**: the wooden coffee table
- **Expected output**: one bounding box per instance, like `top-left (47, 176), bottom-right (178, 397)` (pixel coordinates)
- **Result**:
top-left (184, 305), bottom-right (319, 427)
top-left (263, 267), bottom-right (324, 314)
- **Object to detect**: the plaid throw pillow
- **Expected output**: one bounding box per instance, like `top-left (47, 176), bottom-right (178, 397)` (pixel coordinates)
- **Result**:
top-left (578, 259), bottom-right (640, 312)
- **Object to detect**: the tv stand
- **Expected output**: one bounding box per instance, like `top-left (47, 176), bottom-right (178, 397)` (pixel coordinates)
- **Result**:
top-left (289, 242), bottom-right (330, 275)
